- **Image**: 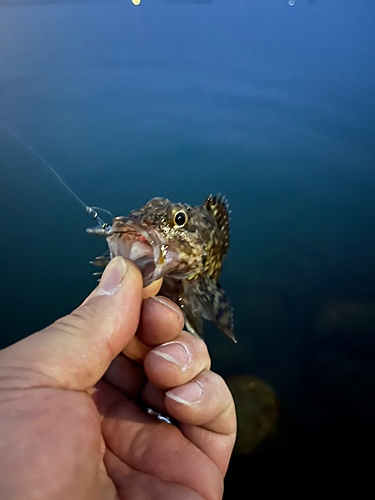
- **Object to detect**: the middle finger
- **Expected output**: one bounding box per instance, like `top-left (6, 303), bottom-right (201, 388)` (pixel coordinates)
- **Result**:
top-left (143, 331), bottom-right (211, 391)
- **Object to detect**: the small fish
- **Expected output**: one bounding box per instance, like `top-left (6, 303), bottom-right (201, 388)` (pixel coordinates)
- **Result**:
top-left (88, 195), bottom-right (235, 342)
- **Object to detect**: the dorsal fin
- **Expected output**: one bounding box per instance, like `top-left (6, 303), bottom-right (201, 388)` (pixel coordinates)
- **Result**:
top-left (203, 194), bottom-right (230, 256)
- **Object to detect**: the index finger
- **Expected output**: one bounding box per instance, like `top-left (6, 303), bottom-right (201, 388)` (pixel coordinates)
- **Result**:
top-left (142, 278), bottom-right (163, 299)
top-left (122, 282), bottom-right (184, 364)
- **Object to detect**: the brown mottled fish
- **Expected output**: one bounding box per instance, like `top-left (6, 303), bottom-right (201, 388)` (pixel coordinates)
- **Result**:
top-left (87, 195), bottom-right (235, 342)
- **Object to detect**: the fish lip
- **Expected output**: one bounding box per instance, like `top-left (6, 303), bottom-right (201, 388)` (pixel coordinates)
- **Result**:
top-left (106, 216), bottom-right (193, 286)
top-left (126, 219), bottom-right (163, 277)
top-left (109, 217), bottom-right (164, 286)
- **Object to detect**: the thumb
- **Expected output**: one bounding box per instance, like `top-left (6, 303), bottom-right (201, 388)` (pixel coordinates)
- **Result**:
top-left (0, 257), bottom-right (143, 391)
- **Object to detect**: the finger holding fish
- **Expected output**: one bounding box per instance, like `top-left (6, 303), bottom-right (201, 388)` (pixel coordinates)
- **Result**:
top-left (137, 294), bottom-right (185, 346)
top-left (103, 294), bottom-right (208, 403)
top-left (122, 287), bottom-right (184, 364)
top-left (142, 278), bottom-right (163, 299)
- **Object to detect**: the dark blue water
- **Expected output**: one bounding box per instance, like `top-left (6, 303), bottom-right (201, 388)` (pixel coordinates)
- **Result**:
top-left (1, 0), bottom-right (375, 496)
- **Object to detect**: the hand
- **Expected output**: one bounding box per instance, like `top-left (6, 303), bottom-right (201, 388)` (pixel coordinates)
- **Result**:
top-left (0, 257), bottom-right (236, 500)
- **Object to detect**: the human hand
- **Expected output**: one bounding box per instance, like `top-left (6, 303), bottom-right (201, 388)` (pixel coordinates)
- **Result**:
top-left (0, 257), bottom-right (236, 500)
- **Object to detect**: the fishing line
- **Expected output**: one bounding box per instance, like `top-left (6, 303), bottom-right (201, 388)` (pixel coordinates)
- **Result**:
top-left (1, 121), bottom-right (113, 230)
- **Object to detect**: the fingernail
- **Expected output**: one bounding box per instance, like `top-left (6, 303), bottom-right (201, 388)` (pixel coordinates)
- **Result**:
top-left (151, 342), bottom-right (191, 371)
top-left (96, 257), bottom-right (127, 296)
top-left (166, 380), bottom-right (204, 406)
top-left (149, 296), bottom-right (184, 323)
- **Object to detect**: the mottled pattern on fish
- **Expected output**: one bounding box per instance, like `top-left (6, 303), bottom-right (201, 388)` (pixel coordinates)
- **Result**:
top-left (89, 195), bottom-right (235, 342)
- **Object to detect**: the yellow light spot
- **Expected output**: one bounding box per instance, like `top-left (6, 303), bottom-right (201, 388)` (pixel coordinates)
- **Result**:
top-left (132, 0), bottom-right (141, 5)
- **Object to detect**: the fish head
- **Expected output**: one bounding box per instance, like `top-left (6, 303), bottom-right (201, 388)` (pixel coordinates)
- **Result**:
top-left (106, 197), bottom-right (220, 286)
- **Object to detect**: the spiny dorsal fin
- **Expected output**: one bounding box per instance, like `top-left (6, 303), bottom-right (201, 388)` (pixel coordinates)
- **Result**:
top-left (203, 194), bottom-right (230, 256)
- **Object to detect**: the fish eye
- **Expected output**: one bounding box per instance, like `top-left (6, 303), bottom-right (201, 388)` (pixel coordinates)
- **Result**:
top-left (173, 210), bottom-right (187, 227)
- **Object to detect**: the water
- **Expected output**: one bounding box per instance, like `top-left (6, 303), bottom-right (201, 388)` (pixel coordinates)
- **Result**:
top-left (0, 0), bottom-right (375, 496)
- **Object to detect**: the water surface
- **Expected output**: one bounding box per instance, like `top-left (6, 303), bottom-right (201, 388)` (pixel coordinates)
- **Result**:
top-left (0, 0), bottom-right (374, 496)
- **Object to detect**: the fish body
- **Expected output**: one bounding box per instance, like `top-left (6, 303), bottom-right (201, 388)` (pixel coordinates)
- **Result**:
top-left (89, 195), bottom-right (235, 342)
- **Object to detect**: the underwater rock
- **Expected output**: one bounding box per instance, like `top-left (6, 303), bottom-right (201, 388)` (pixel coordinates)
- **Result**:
top-left (226, 375), bottom-right (279, 456)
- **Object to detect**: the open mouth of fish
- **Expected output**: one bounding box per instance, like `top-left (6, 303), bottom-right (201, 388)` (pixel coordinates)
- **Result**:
top-left (87, 216), bottom-right (190, 286)
top-left (104, 218), bottom-right (176, 287)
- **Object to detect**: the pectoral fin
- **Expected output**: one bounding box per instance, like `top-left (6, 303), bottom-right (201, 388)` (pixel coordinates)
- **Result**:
top-left (186, 277), bottom-right (236, 342)
top-left (180, 291), bottom-right (204, 339)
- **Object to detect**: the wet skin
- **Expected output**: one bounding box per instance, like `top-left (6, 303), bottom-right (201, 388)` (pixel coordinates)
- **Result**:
top-left (0, 257), bottom-right (236, 500)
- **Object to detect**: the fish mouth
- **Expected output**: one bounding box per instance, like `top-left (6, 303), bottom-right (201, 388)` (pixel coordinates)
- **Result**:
top-left (106, 217), bottom-right (171, 287)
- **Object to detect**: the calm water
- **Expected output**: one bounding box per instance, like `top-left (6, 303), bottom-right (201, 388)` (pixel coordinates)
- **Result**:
top-left (1, 0), bottom-right (375, 496)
